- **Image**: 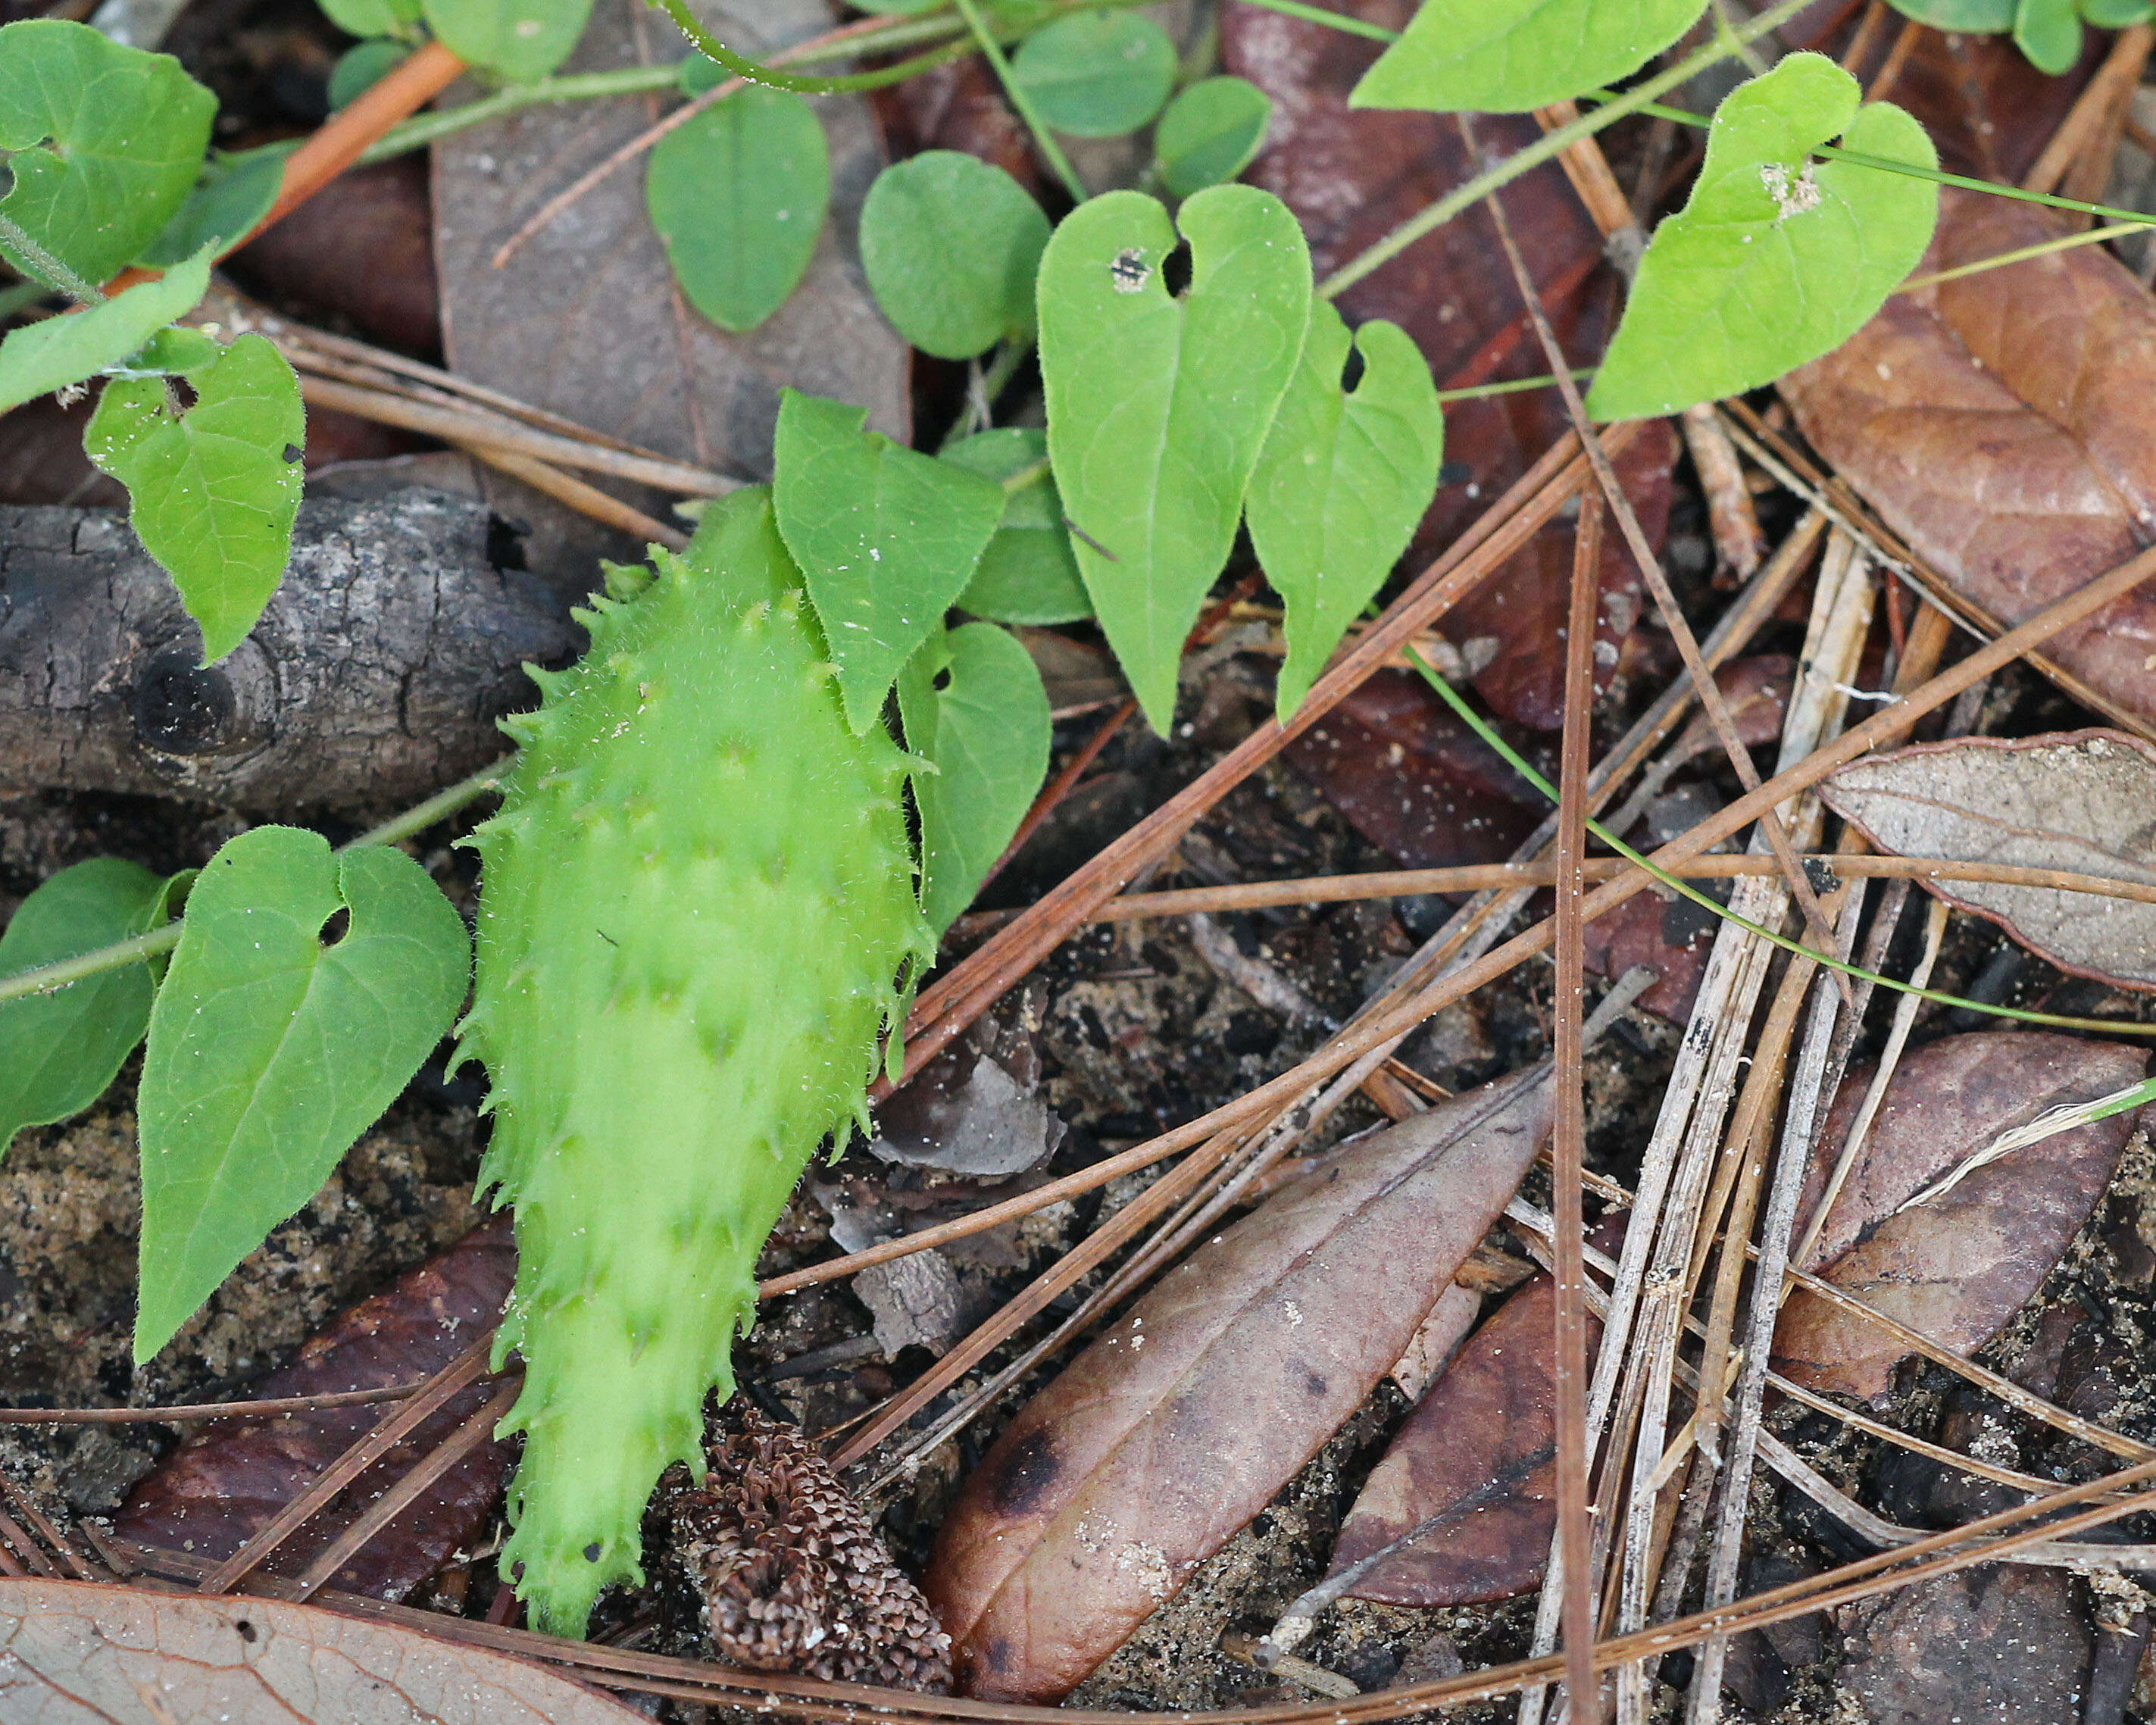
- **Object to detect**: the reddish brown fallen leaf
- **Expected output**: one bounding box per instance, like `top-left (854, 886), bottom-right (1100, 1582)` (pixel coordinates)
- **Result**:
top-left (925, 1064), bottom-right (1557, 1702)
top-left (1823, 729), bottom-right (2156, 991)
top-left (229, 158), bottom-right (440, 361)
top-left (1283, 668), bottom-right (1551, 871)
top-left (1220, 0), bottom-right (1674, 730)
top-left (1773, 1033), bottom-right (2145, 1401)
top-left (0, 1577), bottom-right (648, 1722)
top-left (114, 1215), bottom-right (515, 1602)
top-left (1782, 188), bottom-right (2156, 730)
top-left (1330, 1220), bottom-right (1622, 1607)
top-left (1836, 1564), bottom-right (2095, 1725)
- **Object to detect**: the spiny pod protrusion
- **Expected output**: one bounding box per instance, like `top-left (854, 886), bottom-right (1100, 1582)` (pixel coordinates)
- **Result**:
top-left (462, 488), bottom-right (930, 1636)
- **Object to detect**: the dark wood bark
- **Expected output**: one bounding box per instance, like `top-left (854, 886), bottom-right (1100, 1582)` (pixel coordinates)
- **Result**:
top-left (0, 492), bottom-right (577, 810)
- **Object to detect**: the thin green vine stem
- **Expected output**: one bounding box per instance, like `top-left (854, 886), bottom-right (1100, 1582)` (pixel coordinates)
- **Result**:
top-left (948, 0), bottom-right (1089, 203)
top-left (1226, 0), bottom-right (1400, 42)
top-left (0, 764), bottom-right (507, 1010)
top-left (1398, 643), bottom-right (2156, 1039)
top-left (1317, 0), bottom-right (1817, 299)
top-left (645, 0), bottom-right (971, 94)
top-left (1437, 366), bottom-right (1595, 403)
top-left (1900, 221), bottom-right (2150, 292)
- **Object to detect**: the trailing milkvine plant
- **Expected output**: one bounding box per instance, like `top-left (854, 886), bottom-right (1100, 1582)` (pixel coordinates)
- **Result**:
top-left (3, 0), bottom-right (2156, 1638)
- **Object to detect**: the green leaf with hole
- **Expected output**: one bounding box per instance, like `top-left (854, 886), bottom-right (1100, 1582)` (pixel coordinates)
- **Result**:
top-left (648, 86), bottom-right (828, 335)
top-left (321, 0), bottom-right (422, 34)
top-left (136, 148), bottom-right (283, 267)
top-left (86, 331), bottom-right (306, 666)
top-left (1011, 11), bottom-right (1176, 136)
top-left (0, 19), bottom-right (215, 288)
top-left (861, 152), bottom-right (1049, 360)
top-left (134, 826), bottom-right (470, 1363)
top-left (0, 248), bottom-right (209, 415)
top-left (898, 621), bottom-right (1051, 937)
top-left (2014, 0), bottom-right (2080, 70)
top-left (1038, 186), bottom-right (1311, 730)
top-left (1353, 0), bottom-right (1704, 114)
top-left (423, 0), bottom-right (589, 82)
top-left (945, 428), bottom-right (1092, 625)
top-left (1155, 77), bottom-right (1273, 198)
top-left (773, 389), bottom-right (1008, 732)
top-left (1248, 302), bottom-right (1443, 724)
top-left (0, 858), bottom-right (170, 1156)
top-left (1586, 54), bottom-right (1937, 422)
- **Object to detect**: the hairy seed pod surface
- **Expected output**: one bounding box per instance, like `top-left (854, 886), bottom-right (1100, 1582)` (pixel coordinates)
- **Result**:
top-left (460, 488), bottom-right (930, 1635)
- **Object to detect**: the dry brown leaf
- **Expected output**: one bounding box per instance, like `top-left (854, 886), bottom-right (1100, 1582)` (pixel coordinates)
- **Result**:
top-left (1773, 1033), bottom-right (2146, 1401)
top-left (1328, 1221), bottom-right (1620, 1608)
top-left (0, 1577), bottom-right (647, 1721)
top-left (114, 1217), bottom-right (515, 1602)
top-left (1781, 188), bottom-right (2156, 730)
top-left (924, 1064), bottom-right (1556, 1702)
top-left (431, 0), bottom-right (905, 576)
top-left (1823, 729), bottom-right (2156, 990)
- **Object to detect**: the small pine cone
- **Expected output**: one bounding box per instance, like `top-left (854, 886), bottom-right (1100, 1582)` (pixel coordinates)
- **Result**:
top-left (670, 1408), bottom-right (952, 1691)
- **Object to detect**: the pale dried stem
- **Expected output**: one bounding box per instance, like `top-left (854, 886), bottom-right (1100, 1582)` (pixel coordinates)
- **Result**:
top-left (1789, 893), bottom-right (1948, 1268)
top-left (1678, 404), bottom-right (1765, 579)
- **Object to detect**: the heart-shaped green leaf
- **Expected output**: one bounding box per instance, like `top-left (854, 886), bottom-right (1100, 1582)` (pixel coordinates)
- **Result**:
top-left (1037, 186), bottom-right (1312, 730)
top-left (944, 429), bottom-right (1091, 625)
top-left (861, 152), bottom-right (1049, 360)
top-left (134, 827), bottom-right (470, 1363)
top-left (1352, 0), bottom-right (1704, 114)
top-left (648, 86), bottom-right (828, 335)
top-left (0, 858), bottom-right (170, 1156)
top-left (1247, 301), bottom-right (1444, 724)
top-left (423, 0), bottom-right (590, 82)
top-left (137, 148), bottom-right (283, 266)
top-left (1883, 0), bottom-right (2011, 22)
top-left (773, 388), bottom-right (1008, 732)
top-left (1586, 53), bottom-right (1938, 422)
top-left (0, 248), bottom-right (208, 415)
top-left (898, 621), bottom-right (1052, 938)
top-left (86, 331), bottom-right (306, 666)
top-left (1154, 77), bottom-right (1273, 198)
top-left (0, 19), bottom-right (215, 288)
top-left (320, 0), bottom-right (422, 34)
top-left (2013, 0), bottom-right (2080, 70)
top-left (1011, 11), bottom-right (1176, 137)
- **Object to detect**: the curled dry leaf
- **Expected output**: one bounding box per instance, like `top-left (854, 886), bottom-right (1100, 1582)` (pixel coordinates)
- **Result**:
top-left (1823, 729), bottom-right (2156, 990)
top-left (0, 1577), bottom-right (649, 1723)
top-left (1773, 1033), bottom-right (2146, 1402)
top-left (925, 1064), bottom-right (1555, 1701)
top-left (114, 1216), bottom-right (515, 1602)
top-left (1220, 0), bottom-right (1674, 731)
top-left (1782, 188), bottom-right (2156, 730)
top-left (1329, 1220), bottom-right (1622, 1607)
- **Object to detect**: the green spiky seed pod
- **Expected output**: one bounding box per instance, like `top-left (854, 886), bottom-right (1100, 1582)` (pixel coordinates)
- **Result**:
top-left (459, 489), bottom-right (931, 1636)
